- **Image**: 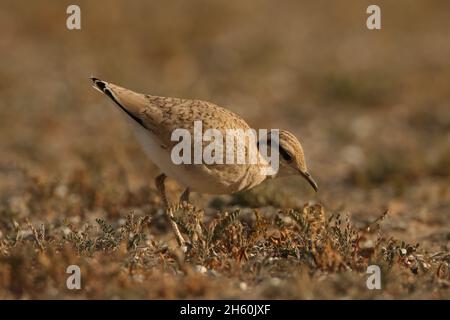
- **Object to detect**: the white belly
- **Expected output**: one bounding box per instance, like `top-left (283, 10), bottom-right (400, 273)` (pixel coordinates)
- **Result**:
top-left (131, 122), bottom-right (185, 181)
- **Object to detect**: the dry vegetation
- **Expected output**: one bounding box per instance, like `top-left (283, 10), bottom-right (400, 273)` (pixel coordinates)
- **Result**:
top-left (0, 0), bottom-right (449, 299)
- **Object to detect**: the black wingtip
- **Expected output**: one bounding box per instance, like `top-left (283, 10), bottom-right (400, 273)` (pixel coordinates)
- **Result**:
top-left (90, 77), bottom-right (107, 92)
top-left (90, 77), bottom-right (147, 129)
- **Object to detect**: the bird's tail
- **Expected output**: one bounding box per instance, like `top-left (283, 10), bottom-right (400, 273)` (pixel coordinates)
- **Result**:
top-left (90, 76), bottom-right (147, 128)
top-left (90, 76), bottom-right (109, 94)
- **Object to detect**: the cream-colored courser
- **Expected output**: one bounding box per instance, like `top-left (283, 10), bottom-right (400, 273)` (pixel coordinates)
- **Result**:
top-left (91, 77), bottom-right (317, 247)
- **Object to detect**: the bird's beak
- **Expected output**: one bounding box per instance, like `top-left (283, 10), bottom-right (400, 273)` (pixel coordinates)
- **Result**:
top-left (300, 171), bottom-right (318, 192)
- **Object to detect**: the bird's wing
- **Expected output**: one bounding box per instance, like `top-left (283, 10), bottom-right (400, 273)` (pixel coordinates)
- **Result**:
top-left (92, 78), bottom-right (253, 150)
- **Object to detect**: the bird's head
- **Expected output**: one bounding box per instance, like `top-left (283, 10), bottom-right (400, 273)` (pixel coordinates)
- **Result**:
top-left (268, 129), bottom-right (318, 192)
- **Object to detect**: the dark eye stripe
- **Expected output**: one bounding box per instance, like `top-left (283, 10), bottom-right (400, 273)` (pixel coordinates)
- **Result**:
top-left (280, 146), bottom-right (293, 162)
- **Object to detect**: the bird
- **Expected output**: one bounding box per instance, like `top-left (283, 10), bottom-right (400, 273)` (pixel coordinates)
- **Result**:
top-left (90, 77), bottom-right (318, 248)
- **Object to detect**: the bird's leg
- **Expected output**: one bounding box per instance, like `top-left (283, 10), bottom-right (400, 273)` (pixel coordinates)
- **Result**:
top-left (154, 173), bottom-right (186, 248)
top-left (155, 173), bottom-right (169, 207)
top-left (180, 187), bottom-right (190, 205)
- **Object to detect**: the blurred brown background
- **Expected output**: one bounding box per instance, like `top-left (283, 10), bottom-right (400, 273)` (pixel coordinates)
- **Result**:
top-left (0, 0), bottom-right (449, 298)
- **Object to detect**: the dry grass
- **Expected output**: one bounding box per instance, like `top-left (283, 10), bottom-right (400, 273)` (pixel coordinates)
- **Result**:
top-left (0, 0), bottom-right (449, 299)
top-left (0, 179), bottom-right (448, 299)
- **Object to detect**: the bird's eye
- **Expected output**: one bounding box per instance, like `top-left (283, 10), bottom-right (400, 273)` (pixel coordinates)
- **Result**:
top-left (280, 147), bottom-right (293, 163)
